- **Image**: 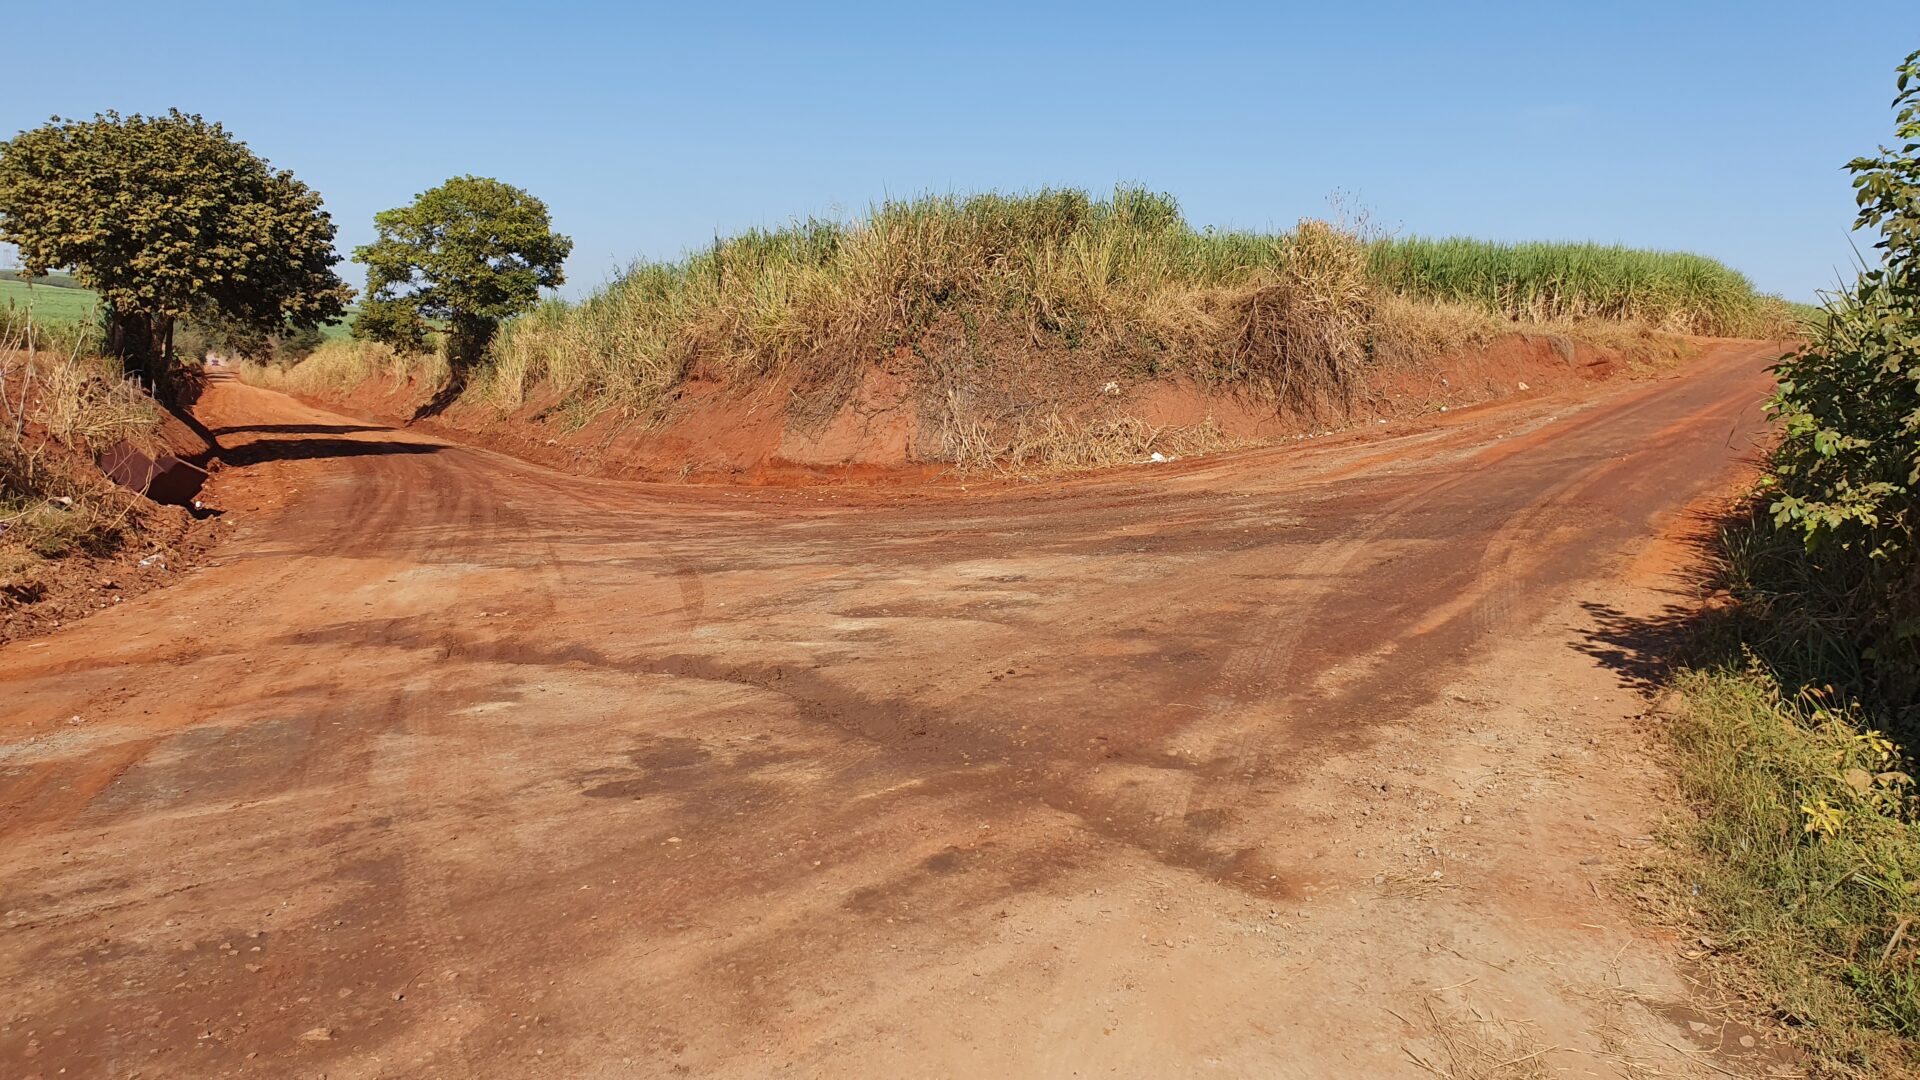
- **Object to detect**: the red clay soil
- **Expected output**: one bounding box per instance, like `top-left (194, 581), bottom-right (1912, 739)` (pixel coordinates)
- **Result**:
top-left (1, 342), bottom-right (1789, 1077)
top-left (309, 330), bottom-right (1668, 486)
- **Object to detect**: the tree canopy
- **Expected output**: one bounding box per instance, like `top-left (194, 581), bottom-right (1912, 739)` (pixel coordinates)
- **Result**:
top-left (0, 110), bottom-right (351, 389)
top-left (353, 176), bottom-right (571, 369)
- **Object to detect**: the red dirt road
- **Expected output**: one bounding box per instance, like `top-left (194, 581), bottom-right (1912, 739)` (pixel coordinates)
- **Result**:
top-left (2, 344), bottom-right (1780, 1078)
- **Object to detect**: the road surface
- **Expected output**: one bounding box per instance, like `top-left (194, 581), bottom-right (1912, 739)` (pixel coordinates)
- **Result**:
top-left (0, 343), bottom-right (1782, 1077)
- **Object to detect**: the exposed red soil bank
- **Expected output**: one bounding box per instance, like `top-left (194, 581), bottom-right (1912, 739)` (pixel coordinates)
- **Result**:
top-left (0, 342), bottom-right (1790, 1077)
top-left (0, 358), bottom-right (224, 644)
top-left (297, 331), bottom-right (1684, 485)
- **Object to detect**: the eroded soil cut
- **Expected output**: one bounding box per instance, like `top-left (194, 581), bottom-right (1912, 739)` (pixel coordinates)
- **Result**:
top-left (295, 329), bottom-right (1685, 486)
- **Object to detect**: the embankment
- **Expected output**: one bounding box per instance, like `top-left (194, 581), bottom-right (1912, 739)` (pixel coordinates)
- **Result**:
top-left (250, 327), bottom-right (1698, 485)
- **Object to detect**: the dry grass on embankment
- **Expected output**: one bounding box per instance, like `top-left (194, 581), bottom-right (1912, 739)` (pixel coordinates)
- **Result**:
top-left (0, 346), bottom-right (204, 636)
top-left (245, 188), bottom-right (1803, 477)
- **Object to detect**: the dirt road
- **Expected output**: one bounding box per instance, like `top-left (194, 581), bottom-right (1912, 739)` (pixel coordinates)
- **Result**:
top-left (2, 344), bottom-right (1783, 1078)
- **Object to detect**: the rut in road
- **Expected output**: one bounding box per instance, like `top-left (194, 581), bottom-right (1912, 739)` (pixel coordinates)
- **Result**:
top-left (0, 342), bottom-right (1782, 1079)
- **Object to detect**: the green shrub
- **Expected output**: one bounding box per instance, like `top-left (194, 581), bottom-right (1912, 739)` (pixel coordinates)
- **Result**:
top-left (1656, 52), bottom-right (1920, 1073)
top-left (1764, 48), bottom-right (1920, 711)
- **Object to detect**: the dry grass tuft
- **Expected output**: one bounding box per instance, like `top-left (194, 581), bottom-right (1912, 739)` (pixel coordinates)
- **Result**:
top-left (940, 408), bottom-right (1235, 475)
top-left (1221, 218), bottom-right (1374, 411)
top-left (1371, 296), bottom-right (1504, 368)
top-left (22, 357), bottom-right (163, 451)
top-left (0, 350), bottom-right (169, 597)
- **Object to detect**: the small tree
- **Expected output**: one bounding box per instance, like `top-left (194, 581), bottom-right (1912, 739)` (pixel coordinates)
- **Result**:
top-left (352, 176), bottom-right (571, 371)
top-left (0, 111), bottom-right (351, 392)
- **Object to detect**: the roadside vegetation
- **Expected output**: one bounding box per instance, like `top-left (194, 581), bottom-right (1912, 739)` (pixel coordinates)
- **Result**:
top-left (1652, 49), bottom-right (1920, 1074)
top-left (478, 192), bottom-right (1794, 417)
top-left (0, 342), bottom-right (175, 616)
top-left (255, 187), bottom-right (1798, 471)
top-left (241, 337), bottom-right (449, 402)
top-left (0, 111), bottom-right (360, 627)
top-left (1368, 237), bottom-right (1782, 333)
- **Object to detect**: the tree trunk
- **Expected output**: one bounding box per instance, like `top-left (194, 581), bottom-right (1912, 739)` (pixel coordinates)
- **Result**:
top-left (446, 314), bottom-right (497, 374)
top-left (106, 310), bottom-right (176, 394)
top-left (104, 308), bottom-right (223, 456)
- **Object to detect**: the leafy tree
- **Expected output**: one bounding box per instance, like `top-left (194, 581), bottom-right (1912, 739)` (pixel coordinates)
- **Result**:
top-left (352, 176), bottom-right (571, 371)
top-left (0, 110), bottom-right (351, 392)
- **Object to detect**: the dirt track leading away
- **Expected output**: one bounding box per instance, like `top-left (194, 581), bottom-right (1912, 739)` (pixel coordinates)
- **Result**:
top-left (2, 344), bottom-right (1782, 1078)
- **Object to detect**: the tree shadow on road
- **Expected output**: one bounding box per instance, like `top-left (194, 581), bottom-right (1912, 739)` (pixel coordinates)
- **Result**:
top-left (408, 374), bottom-right (466, 423)
top-left (212, 423), bottom-right (389, 437)
top-left (1571, 508), bottom-right (1738, 694)
top-left (218, 437), bottom-right (443, 467)
top-left (1572, 600), bottom-right (1708, 693)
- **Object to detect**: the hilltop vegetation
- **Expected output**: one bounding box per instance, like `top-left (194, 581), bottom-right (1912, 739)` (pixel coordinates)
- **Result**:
top-left (257, 187), bottom-right (1795, 473)
top-left (488, 189), bottom-right (1788, 413)
top-left (1368, 237), bottom-right (1775, 332)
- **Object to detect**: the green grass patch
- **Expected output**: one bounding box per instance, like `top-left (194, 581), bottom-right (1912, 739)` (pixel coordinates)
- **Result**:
top-left (319, 308), bottom-right (359, 343)
top-left (0, 279), bottom-right (355, 347)
top-left (1659, 659), bottom-right (1920, 1073)
top-left (0, 277), bottom-right (101, 329)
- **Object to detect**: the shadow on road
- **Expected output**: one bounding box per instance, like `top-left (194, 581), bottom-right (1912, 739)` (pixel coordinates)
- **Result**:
top-left (218, 437), bottom-right (443, 467)
top-left (212, 423), bottom-right (390, 437)
top-left (408, 381), bottom-right (464, 423)
top-left (1570, 506), bottom-right (1738, 693)
top-left (1572, 600), bottom-right (1703, 693)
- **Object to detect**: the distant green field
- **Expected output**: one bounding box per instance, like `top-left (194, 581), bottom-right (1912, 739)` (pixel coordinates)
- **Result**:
top-left (0, 277), bottom-right (101, 328)
top-left (321, 308), bottom-right (359, 341)
top-left (0, 278), bottom-right (356, 340)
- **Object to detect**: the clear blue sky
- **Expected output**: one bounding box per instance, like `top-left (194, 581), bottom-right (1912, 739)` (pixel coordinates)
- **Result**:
top-left (6, 1), bottom-right (1918, 302)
